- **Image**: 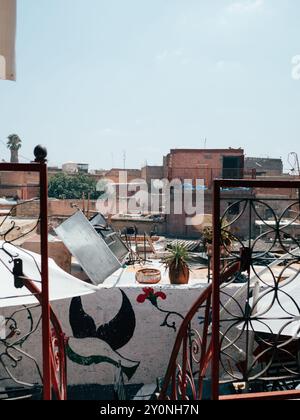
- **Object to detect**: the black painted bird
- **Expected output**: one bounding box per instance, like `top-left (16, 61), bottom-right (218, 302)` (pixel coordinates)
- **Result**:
top-left (69, 291), bottom-right (136, 351)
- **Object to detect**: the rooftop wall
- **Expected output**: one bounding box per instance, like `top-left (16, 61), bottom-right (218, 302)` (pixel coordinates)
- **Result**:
top-left (165, 148), bottom-right (245, 188)
top-left (245, 157), bottom-right (283, 176)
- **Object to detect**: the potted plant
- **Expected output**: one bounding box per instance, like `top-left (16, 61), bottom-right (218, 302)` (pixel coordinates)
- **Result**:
top-left (201, 221), bottom-right (233, 257)
top-left (163, 243), bottom-right (191, 285)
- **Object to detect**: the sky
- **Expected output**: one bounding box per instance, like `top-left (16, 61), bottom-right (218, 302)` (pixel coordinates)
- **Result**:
top-left (0, 0), bottom-right (300, 170)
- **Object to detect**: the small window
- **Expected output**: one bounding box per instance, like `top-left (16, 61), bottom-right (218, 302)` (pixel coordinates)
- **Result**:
top-left (223, 156), bottom-right (243, 179)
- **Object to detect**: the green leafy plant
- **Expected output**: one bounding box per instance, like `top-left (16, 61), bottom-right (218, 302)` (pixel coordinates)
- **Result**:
top-left (163, 243), bottom-right (191, 284)
top-left (7, 134), bottom-right (22, 163)
top-left (48, 172), bottom-right (106, 200)
top-left (201, 220), bottom-right (233, 248)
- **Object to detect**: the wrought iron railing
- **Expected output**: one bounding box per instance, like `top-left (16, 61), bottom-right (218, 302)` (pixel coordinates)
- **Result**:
top-left (0, 304), bottom-right (43, 400)
top-left (159, 179), bottom-right (300, 400)
top-left (158, 257), bottom-right (243, 400)
top-left (0, 148), bottom-right (67, 400)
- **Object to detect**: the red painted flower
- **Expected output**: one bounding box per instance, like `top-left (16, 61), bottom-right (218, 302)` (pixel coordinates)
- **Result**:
top-left (137, 288), bottom-right (153, 303)
top-left (137, 288), bottom-right (167, 306)
top-left (154, 291), bottom-right (167, 300)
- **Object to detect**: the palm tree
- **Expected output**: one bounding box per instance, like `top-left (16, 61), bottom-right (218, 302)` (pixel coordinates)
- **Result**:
top-left (7, 134), bottom-right (22, 163)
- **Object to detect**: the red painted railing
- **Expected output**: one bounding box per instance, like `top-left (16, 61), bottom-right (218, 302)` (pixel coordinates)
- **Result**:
top-left (22, 277), bottom-right (67, 400)
top-left (0, 147), bottom-right (66, 400)
top-left (158, 258), bottom-right (242, 400)
top-left (159, 179), bottom-right (300, 401)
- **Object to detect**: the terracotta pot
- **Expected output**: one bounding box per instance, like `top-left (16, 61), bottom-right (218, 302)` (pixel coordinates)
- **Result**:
top-left (135, 268), bottom-right (161, 284)
top-left (169, 265), bottom-right (190, 285)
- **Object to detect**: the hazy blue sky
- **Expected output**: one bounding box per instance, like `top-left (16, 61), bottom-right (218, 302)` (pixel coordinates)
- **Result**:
top-left (0, 0), bottom-right (300, 170)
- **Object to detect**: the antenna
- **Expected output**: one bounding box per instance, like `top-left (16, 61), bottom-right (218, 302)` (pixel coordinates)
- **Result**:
top-left (204, 138), bottom-right (207, 149)
top-left (123, 150), bottom-right (126, 170)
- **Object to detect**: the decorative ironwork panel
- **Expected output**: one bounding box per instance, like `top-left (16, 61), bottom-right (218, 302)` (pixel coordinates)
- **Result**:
top-left (159, 180), bottom-right (300, 401)
top-left (0, 157), bottom-right (66, 400)
top-left (213, 180), bottom-right (300, 399)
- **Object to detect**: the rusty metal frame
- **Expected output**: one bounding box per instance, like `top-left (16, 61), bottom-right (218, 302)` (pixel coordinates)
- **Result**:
top-left (0, 153), bottom-right (52, 400)
top-left (158, 254), bottom-right (242, 400)
top-left (212, 179), bottom-right (300, 401)
top-left (158, 178), bottom-right (300, 401)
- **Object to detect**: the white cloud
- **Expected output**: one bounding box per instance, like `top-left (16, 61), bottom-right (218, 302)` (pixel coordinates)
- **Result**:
top-left (155, 50), bottom-right (168, 61)
top-left (173, 48), bottom-right (184, 57)
top-left (99, 128), bottom-right (124, 137)
top-left (291, 55), bottom-right (300, 81)
top-left (155, 48), bottom-right (184, 62)
top-left (215, 59), bottom-right (242, 72)
top-left (227, 0), bottom-right (264, 14)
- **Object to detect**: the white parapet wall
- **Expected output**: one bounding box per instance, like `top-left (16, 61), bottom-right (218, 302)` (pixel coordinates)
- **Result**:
top-left (0, 280), bottom-right (246, 388)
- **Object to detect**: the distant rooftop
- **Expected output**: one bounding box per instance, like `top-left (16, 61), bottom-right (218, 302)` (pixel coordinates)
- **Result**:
top-left (170, 148), bottom-right (244, 154)
top-left (245, 157), bottom-right (283, 174)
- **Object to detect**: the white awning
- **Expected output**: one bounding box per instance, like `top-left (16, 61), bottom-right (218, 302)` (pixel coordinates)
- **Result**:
top-left (255, 220), bottom-right (300, 227)
top-left (0, 0), bottom-right (16, 81)
top-left (249, 276), bottom-right (300, 338)
top-left (0, 242), bottom-right (97, 308)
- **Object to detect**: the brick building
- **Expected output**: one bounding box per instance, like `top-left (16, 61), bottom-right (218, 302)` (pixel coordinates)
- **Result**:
top-left (164, 148), bottom-right (245, 188)
top-left (164, 148), bottom-right (246, 237)
top-left (0, 171), bottom-right (39, 199)
top-left (104, 168), bottom-right (142, 184)
top-left (141, 165), bottom-right (164, 186)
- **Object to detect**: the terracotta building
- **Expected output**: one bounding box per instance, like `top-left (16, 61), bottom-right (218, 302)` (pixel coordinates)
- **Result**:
top-left (163, 148), bottom-right (246, 238)
top-left (103, 168), bottom-right (142, 184)
top-left (0, 170), bottom-right (39, 200)
top-left (164, 148), bottom-right (245, 188)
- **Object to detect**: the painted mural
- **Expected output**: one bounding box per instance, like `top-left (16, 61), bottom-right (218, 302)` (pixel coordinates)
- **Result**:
top-left (62, 284), bottom-right (245, 387)
top-left (67, 290), bottom-right (140, 380)
top-left (66, 287), bottom-right (186, 383)
top-left (1, 283), bottom-right (243, 388)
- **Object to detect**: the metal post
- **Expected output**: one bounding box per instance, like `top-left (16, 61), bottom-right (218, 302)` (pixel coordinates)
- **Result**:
top-left (82, 192), bottom-right (86, 216)
top-left (35, 146), bottom-right (51, 400)
top-left (207, 255), bottom-right (211, 283)
top-left (212, 180), bottom-right (221, 400)
top-left (87, 192), bottom-right (91, 219)
top-left (144, 232), bottom-right (146, 262)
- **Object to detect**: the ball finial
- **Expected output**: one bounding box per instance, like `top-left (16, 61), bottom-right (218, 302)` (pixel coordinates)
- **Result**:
top-left (34, 145), bottom-right (48, 163)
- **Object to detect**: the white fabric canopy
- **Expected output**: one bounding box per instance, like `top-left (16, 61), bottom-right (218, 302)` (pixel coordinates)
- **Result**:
top-left (230, 249), bottom-right (300, 338)
top-left (249, 275), bottom-right (300, 338)
top-left (0, 0), bottom-right (16, 81)
top-left (0, 242), bottom-right (97, 308)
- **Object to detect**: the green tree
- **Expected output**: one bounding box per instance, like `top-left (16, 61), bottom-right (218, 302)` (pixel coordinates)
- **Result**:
top-left (48, 172), bottom-right (104, 200)
top-left (7, 134), bottom-right (22, 163)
